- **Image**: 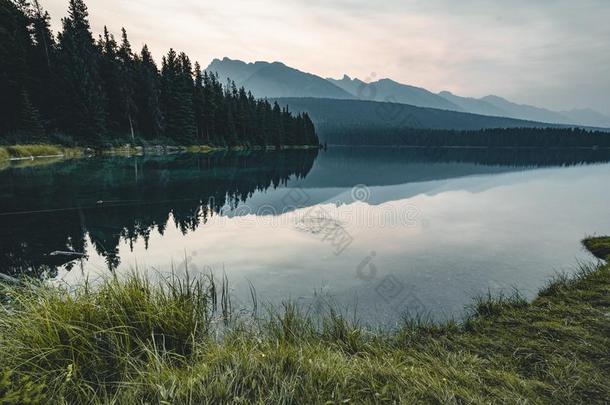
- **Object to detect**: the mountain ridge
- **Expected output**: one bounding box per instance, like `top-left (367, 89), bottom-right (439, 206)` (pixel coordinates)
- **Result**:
top-left (206, 57), bottom-right (353, 99)
top-left (328, 75), bottom-right (462, 111)
top-left (207, 57), bottom-right (610, 128)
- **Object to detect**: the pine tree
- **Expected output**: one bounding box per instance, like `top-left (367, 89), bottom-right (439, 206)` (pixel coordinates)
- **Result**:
top-left (117, 28), bottom-right (137, 141)
top-left (134, 45), bottom-right (163, 139)
top-left (98, 26), bottom-right (121, 134)
top-left (193, 62), bottom-right (205, 143)
top-left (0, 0), bottom-right (32, 139)
top-left (28, 0), bottom-right (56, 128)
top-left (177, 52), bottom-right (196, 143)
top-left (17, 89), bottom-right (45, 143)
top-left (31, 1), bottom-right (53, 68)
top-left (271, 102), bottom-right (283, 148)
top-left (56, 0), bottom-right (107, 146)
top-left (161, 49), bottom-right (196, 144)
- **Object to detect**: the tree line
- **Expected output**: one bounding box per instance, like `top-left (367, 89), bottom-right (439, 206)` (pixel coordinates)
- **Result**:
top-left (322, 125), bottom-right (610, 148)
top-left (0, 0), bottom-right (319, 148)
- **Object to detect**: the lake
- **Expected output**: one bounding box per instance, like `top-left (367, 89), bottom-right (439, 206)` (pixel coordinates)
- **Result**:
top-left (2, 147), bottom-right (610, 324)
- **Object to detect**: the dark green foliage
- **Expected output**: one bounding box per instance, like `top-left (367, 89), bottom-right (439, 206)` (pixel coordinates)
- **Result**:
top-left (0, 0), bottom-right (319, 148)
top-left (324, 125), bottom-right (610, 148)
top-left (134, 44), bottom-right (163, 139)
top-left (55, 0), bottom-right (107, 146)
top-left (15, 89), bottom-right (45, 143)
top-left (27, 1), bottom-right (56, 128)
top-left (280, 97), bottom-right (610, 146)
top-left (0, 0), bottom-right (32, 137)
top-left (161, 49), bottom-right (197, 144)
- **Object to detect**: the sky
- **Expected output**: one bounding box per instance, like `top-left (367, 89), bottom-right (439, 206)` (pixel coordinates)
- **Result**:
top-left (43, 0), bottom-right (610, 115)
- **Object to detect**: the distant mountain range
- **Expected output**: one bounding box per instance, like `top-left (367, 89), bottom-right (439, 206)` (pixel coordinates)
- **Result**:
top-left (207, 58), bottom-right (610, 128)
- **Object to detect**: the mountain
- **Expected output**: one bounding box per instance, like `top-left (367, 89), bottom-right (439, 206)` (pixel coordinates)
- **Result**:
top-left (438, 91), bottom-right (507, 117)
top-left (274, 97), bottom-right (566, 143)
top-left (206, 57), bottom-right (353, 99)
top-left (328, 75), bottom-right (462, 111)
top-left (479, 95), bottom-right (570, 124)
top-left (561, 108), bottom-right (610, 128)
top-left (329, 74), bottom-right (610, 128)
top-left (440, 93), bottom-right (610, 128)
top-left (206, 58), bottom-right (610, 128)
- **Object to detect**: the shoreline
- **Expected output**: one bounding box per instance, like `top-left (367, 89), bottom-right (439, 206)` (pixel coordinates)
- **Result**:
top-left (0, 237), bottom-right (608, 403)
top-left (0, 143), bottom-right (322, 164)
top-left (327, 144), bottom-right (610, 150)
top-left (3, 143), bottom-right (609, 164)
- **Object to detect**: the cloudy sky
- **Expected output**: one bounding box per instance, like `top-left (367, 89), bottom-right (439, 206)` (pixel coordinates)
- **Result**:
top-left (43, 0), bottom-right (610, 114)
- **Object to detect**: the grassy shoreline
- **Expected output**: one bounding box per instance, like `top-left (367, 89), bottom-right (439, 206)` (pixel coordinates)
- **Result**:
top-left (0, 145), bottom-right (85, 162)
top-left (1, 238), bottom-right (609, 403)
top-left (0, 143), bottom-right (321, 163)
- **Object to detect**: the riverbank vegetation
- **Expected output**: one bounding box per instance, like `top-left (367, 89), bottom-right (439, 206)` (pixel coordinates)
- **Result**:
top-left (0, 144), bottom-right (83, 161)
top-left (0, 0), bottom-right (319, 149)
top-left (1, 238), bottom-right (608, 403)
top-left (584, 236), bottom-right (610, 260)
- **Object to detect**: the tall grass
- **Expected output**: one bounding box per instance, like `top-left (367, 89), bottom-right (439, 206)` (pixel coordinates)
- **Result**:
top-left (0, 272), bottom-right (223, 400)
top-left (1, 238), bottom-right (610, 403)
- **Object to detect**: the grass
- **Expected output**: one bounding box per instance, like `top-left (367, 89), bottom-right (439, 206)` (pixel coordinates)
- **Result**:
top-left (0, 145), bottom-right (83, 161)
top-left (185, 145), bottom-right (222, 153)
top-left (584, 236), bottom-right (610, 260)
top-left (1, 239), bottom-right (609, 404)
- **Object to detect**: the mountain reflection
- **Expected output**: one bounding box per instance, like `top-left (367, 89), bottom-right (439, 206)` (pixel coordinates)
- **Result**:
top-left (1, 146), bottom-right (610, 278)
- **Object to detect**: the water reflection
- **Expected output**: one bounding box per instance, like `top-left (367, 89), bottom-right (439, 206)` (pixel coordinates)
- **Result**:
top-left (1, 146), bottom-right (610, 322)
top-left (0, 150), bottom-right (318, 276)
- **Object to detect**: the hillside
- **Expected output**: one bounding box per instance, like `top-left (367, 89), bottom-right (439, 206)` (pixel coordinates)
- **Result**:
top-left (276, 97), bottom-right (564, 142)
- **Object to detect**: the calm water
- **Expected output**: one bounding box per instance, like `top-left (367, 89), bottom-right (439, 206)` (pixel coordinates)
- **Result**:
top-left (2, 147), bottom-right (610, 323)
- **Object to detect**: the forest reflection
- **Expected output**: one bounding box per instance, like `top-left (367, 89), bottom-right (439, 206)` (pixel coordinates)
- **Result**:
top-left (0, 150), bottom-right (318, 277)
top-left (2, 146), bottom-right (610, 279)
